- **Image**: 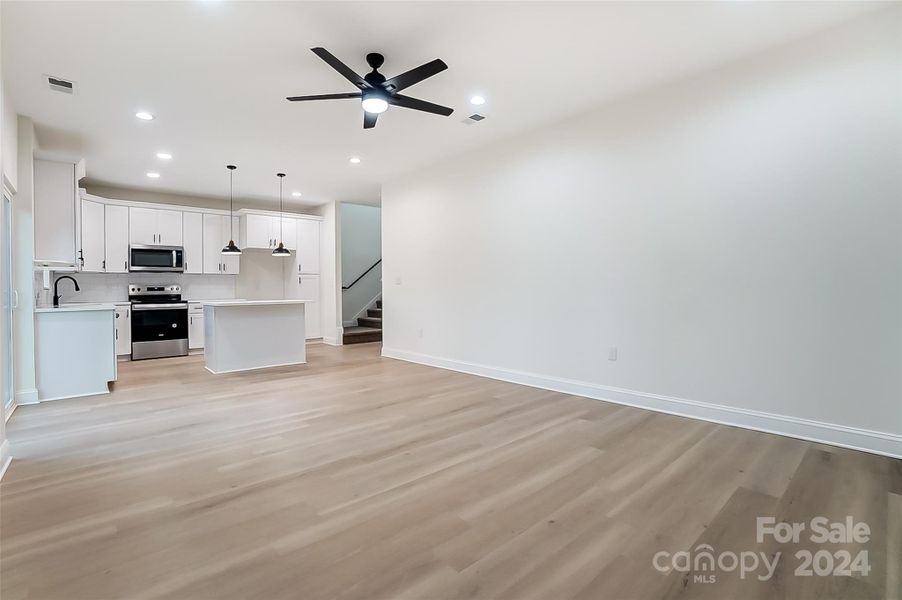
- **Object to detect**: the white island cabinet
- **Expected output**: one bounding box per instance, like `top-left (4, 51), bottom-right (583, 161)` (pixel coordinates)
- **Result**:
top-left (35, 304), bottom-right (117, 401)
top-left (203, 300), bottom-right (307, 374)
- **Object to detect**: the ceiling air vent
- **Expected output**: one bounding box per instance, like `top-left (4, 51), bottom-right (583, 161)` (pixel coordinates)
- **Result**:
top-left (462, 113), bottom-right (486, 125)
top-left (46, 75), bottom-right (75, 95)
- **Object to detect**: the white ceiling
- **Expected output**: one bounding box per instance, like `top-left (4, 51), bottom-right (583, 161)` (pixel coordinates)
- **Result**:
top-left (2, 1), bottom-right (882, 208)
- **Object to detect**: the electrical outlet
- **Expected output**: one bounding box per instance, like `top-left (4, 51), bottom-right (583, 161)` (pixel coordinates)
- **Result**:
top-left (608, 346), bottom-right (618, 361)
top-left (394, 276), bottom-right (402, 285)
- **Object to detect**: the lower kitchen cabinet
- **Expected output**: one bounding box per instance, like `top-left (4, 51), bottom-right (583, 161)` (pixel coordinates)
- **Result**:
top-left (188, 304), bottom-right (205, 349)
top-left (114, 305), bottom-right (131, 356)
top-left (286, 272), bottom-right (321, 339)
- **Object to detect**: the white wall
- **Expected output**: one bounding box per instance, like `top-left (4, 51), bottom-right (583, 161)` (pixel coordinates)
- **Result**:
top-left (340, 203), bottom-right (381, 325)
top-left (1, 79), bottom-right (16, 192)
top-left (235, 251), bottom-right (284, 300)
top-left (382, 9), bottom-right (902, 456)
top-left (13, 117), bottom-right (35, 405)
top-left (0, 3), bottom-right (13, 475)
top-left (312, 200), bottom-right (340, 345)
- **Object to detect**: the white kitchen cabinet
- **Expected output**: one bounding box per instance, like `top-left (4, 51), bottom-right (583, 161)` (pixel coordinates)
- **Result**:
top-left (202, 214), bottom-right (240, 275)
top-left (241, 214), bottom-right (275, 249)
top-left (158, 209), bottom-right (183, 245)
top-left (34, 159), bottom-right (79, 268)
top-left (128, 207), bottom-right (158, 245)
top-left (129, 207), bottom-right (183, 245)
top-left (80, 199), bottom-right (105, 272)
top-left (114, 305), bottom-right (131, 356)
top-left (182, 212), bottom-right (204, 274)
top-left (104, 205), bottom-right (129, 273)
top-left (279, 218), bottom-right (297, 251)
top-left (286, 272), bottom-right (321, 338)
top-left (188, 304), bottom-right (204, 349)
top-left (296, 219), bottom-right (320, 274)
top-left (223, 216), bottom-right (240, 274)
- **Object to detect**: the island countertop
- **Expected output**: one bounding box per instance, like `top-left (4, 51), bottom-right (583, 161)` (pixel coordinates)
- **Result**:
top-left (200, 299), bottom-right (309, 307)
top-left (35, 303), bottom-right (117, 313)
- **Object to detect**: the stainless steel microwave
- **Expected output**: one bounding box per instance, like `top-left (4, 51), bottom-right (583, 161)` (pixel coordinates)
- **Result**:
top-left (129, 245), bottom-right (185, 272)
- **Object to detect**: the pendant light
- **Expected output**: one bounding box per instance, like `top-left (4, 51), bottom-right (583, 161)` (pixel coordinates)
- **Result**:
top-left (221, 164), bottom-right (241, 255)
top-left (272, 172), bottom-right (291, 257)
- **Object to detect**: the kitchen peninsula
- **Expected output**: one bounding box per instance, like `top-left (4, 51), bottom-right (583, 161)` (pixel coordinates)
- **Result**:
top-left (202, 300), bottom-right (308, 374)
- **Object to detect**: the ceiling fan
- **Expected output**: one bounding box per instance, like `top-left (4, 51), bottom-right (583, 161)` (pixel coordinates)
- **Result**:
top-left (287, 48), bottom-right (453, 129)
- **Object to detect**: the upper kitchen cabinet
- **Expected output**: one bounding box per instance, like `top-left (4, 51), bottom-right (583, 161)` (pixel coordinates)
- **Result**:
top-left (279, 218), bottom-right (297, 251)
top-left (182, 212), bottom-right (204, 274)
top-left (104, 205), bottom-right (129, 273)
top-left (34, 159), bottom-right (83, 269)
top-left (202, 213), bottom-right (239, 275)
top-left (80, 198), bottom-right (105, 272)
top-left (79, 198), bottom-right (129, 273)
top-left (129, 207), bottom-right (183, 246)
top-left (296, 218), bottom-right (320, 274)
top-left (239, 213), bottom-right (284, 250)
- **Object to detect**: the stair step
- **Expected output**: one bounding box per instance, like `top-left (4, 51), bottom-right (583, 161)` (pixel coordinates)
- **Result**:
top-left (343, 326), bottom-right (382, 345)
top-left (357, 316), bottom-right (382, 328)
top-left (367, 308), bottom-right (382, 317)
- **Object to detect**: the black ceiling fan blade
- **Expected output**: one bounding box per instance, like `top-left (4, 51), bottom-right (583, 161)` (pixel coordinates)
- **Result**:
top-left (286, 92), bottom-right (362, 102)
top-left (383, 59), bottom-right (448, 92)
top-left (388, 94), bottom-right (454, 116)
top-left (310, 47), bottom-right (370, 90)
top-left (363, 111), bottom-right (378, 129)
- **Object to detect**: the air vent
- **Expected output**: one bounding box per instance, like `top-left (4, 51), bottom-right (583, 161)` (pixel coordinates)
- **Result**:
top-left (46, 75), bottom-right (75, 94)
top-left (462, 113), bottom-right (486, 125)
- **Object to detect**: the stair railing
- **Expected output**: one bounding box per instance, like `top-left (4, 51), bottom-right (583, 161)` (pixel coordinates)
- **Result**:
top-left (342, 259), bottom-right (382, 290)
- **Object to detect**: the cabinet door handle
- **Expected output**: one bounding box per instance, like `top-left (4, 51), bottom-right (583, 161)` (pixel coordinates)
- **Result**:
top-left (102, 259), bottom-right (106, 271)
top-left (115, 330), bottom-right (118, 340)
top-left (125, 261), bottom-right (128, 271)
top-left (190, 316), bottom-right (193, 325)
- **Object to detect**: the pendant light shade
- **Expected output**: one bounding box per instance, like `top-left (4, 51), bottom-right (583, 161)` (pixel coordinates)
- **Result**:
top-left (222, 164), bottom-right (242, 255)
top-left (273, 172), bottom-right (291, 257)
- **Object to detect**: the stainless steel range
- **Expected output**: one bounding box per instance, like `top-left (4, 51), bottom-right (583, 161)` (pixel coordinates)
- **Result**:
top-left (129, 284), bottom-right (189, 360)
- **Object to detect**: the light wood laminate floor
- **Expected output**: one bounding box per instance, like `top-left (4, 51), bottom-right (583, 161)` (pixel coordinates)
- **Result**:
top-left (2, 343), bottom-right (899, 600)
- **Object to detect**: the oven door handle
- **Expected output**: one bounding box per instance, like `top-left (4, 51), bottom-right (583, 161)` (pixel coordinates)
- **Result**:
top-left (132, 303), bottom-right (188, 311)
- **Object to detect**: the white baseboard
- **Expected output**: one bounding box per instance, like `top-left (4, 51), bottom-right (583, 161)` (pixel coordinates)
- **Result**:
top-left (381, 347), bottom-right (902, 460)
top-left (15, 388), bottom-right (38, 405)
top-left (4, 400), bottom-right (16, 422)
top-left (322, 335), bottom-right (341, 346)
top-left (0, 439), bottom-right (11, 482)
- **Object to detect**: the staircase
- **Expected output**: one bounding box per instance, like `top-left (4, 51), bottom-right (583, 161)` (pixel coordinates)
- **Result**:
top-left (343, 299), bottom-right (382, 344)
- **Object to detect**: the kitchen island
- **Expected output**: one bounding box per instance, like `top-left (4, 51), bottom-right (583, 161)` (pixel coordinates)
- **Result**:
top-left (202, 300), bottom-right (308, 374)
top-left (34, 304), bottom-right (117, 401)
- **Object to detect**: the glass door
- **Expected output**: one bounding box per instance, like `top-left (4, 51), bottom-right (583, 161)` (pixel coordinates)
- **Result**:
top-left (2, 191), bottom-right (13, 414)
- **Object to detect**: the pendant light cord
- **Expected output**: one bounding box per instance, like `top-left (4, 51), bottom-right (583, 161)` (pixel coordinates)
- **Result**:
top-left (229, 169), bottom-right (234, 239)
top-left (279, 176), bottom-right (284, 240)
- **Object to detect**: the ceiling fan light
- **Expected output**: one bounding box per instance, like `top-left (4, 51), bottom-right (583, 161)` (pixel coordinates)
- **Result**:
top-left (361, 96), bottom-right (388, 114)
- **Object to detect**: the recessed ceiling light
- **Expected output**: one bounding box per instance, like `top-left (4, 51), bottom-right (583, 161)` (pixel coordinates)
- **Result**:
top-left (156, 152), bottom-right (172, 160)
top-left (291, 191), bottom-right (302, 197)
top-left (146, 172), bottom-right (160, 178)
top-left (135, 111), bottom-right (154, 121)
top-left (349, 157), bottom-right (361, 164)
top-left (469, 95), bottom-right (486, 106)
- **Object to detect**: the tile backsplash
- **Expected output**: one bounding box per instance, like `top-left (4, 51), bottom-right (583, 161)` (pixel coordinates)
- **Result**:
top-left (36, 271), bottom-right (237, 306)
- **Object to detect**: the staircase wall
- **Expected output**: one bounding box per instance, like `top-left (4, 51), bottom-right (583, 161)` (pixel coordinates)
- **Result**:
top-left (340, 203), bottom-right (381, 325)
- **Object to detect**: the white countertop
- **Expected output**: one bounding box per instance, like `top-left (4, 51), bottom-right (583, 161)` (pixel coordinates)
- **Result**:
top-left (202, 299), bottom-right (308, 307)
top-left (35, 303), bottom-right (117, 313)
top-left (188, 298), bottom-right (245, 303)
